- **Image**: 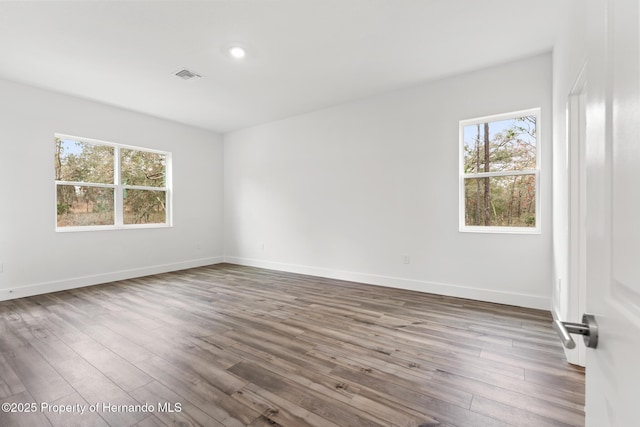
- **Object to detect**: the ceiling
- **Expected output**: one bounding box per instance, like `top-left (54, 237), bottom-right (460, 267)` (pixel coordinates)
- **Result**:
top-left (0, 1), bottom-right (566, 134)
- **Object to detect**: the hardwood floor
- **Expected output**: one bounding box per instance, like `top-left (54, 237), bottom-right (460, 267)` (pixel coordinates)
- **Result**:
top-left (0, 264), bottom-right (585, 427)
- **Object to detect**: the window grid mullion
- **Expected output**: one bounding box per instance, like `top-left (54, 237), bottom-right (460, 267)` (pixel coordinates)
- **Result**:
top-left (123, 185), bottom-right (167, 191)
top-left (114, 146), bottom-right (124, 226)
top-left (55, 181), bottom-right (117, 189)
top-left (463, 169), bottom-right (537, 179)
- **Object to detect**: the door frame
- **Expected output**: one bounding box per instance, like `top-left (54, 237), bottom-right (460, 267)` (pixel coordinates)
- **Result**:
top-left (565, 63), bottom-right (588, 366)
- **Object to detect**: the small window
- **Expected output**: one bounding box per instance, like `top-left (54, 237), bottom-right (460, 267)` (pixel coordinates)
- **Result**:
top-left (55, 134), bottom-right (172, 231)
top-left (459, 109), bottom-right (540, 233)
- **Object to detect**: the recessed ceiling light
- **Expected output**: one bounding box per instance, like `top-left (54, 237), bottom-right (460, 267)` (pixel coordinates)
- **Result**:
top-left (229, 46), bottom-right (246, 59)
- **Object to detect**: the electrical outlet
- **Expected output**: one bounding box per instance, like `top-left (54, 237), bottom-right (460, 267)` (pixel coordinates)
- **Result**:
top-left (402, 255), bottom-right (410, 264)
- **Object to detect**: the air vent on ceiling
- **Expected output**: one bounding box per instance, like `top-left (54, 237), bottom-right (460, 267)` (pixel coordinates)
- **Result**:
top-left (174, 69), bottom-right (201, 80)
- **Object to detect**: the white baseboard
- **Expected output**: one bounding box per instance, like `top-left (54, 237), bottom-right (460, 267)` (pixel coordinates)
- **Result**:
top-left (0, 257), bottom-right (224, 301)
top-left (225, 256), bottom-right (551, 310)
top-left (1, 255), bottom-right (551, 311)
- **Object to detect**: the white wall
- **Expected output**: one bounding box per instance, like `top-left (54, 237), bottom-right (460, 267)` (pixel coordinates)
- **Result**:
top-left (0, 78), bottom-right (224, 300)
top-left (224, 54), bottom-right (553, 309)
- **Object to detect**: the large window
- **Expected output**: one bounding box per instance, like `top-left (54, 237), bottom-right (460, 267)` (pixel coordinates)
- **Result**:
top-left (459, 109), bottom-right (540, 233)
top-left (55, 134), bottom-right (172, 231)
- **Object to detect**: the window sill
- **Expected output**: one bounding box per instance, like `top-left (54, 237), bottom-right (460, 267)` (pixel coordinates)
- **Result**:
top-left (459, 226), bottom-right (541, 235)
top-left (55, 224), bottom-right (172, 233)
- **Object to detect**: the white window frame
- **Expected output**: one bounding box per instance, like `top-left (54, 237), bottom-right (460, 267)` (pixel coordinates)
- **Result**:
top-left (459, 108), bottom-right (541, 234)
top-left (55, 133), bottom-right (173, 232)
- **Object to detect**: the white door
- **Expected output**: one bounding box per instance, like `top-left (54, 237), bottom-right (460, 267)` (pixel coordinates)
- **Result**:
top-left (584, 0), bottom-right (640, 425)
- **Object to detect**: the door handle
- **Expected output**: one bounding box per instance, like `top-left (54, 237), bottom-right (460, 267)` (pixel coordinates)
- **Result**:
top-left (553, 313), bottom-right (598, 349)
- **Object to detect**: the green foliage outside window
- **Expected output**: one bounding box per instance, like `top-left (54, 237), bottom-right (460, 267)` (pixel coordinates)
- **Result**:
top-left (55, 137), bottom-right (169, 228)
top-left (462, 114), bottom-right (538, 228)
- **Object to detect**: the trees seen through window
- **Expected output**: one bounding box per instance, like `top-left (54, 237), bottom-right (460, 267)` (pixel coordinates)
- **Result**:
top-left (55, 135), bottom-right (171, 230)
top-left (460, 110), bottom-right (539, 232)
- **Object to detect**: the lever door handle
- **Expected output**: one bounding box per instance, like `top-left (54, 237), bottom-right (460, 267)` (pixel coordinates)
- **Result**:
top-left (553, 314), bottom-right (598, 349)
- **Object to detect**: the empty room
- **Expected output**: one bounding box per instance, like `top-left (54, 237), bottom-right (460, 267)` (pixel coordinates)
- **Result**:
top-left (0, 1), bottom-right (638, 426)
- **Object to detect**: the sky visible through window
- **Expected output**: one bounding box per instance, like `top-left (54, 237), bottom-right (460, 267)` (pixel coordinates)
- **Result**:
top-left (463, 118), bottom-right (534, 151)
top-left (60, 139), bottom-right (85, 156)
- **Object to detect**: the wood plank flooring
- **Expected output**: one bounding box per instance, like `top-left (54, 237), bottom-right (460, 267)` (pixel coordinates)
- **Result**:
top-left (0, 263), bottom-right (585, 427)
